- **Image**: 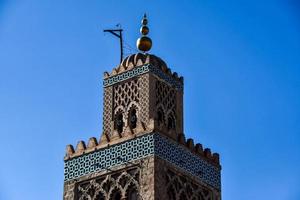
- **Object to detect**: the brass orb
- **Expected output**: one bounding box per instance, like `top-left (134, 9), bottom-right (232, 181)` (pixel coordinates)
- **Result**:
top-left (137, 36), bottom-right (152, 52)
top-left (142, 18), bottom-right (148, 25)
top-left (140, 25), bottom-right (149, 35)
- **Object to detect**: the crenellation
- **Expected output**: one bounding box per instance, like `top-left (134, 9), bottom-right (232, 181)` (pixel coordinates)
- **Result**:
top-left (87, 137), bottom-right (98, 151)
top-left (102, 53), bottom-right (183, 84)
top-left (173, 72), bottom-right (178, 79)
top-left (118, 64), bottom-right (126, 73)
top-left (186, 138), bottom-right (195, 150)
top-left (213, 153), bottom-right (220, 164)
top-left (166, 68), bottom-right (172, 76)
top-left (204, 148), bottom-right (212, 159)
top-left (64, 133), bottom-right (221, 191)
top-left (111, 68), bottom-right (118, 75)
top-left (75, 141), bottom-right (86, 154)
top-left (65, 144), bottom-right (75, 158)
top-left (179, 76), bottom-right (184, 84)
top-left (103, 71), bottom-right (109, 79)
top-left (195, 143), bottom-right (204, 155)
top-left (65, 132), bottom-right (221, 169)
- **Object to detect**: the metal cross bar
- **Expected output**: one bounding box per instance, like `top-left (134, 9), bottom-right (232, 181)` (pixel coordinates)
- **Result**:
top-left (103, 29), bottom-right (124, 63)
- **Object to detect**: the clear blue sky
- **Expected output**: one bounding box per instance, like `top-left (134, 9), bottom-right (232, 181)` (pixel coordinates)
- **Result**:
top-left (0, 1), bottom-right (299, 199)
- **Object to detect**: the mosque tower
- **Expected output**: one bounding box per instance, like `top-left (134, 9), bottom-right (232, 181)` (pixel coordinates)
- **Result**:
top-left (63, 15), bottom-right (221, 200)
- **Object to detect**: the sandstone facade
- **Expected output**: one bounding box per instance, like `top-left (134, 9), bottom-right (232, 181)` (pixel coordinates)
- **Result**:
top-left (63, 53), bottom-right (221, 200)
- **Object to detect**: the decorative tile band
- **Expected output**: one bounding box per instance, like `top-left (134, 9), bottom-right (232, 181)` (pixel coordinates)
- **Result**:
top-left (64, 133), bottom-right (220, 190)
top-left (103, 65), bottom-right (183, 90)
top-left (64, 134), bottom-right (154, 182)
top-left (155, 135), bottom-right (221, 189)
top-left (103, 65), bottom-right (150, 87)
top-left (149, 65), bottom-right (183, 90)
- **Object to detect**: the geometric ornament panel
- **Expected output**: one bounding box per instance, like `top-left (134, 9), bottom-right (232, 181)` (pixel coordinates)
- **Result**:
top-left (64, 134), bottom-right (154, 182)
top-left (64, 133), bottom-right (221, 190)
top-left (103, 64), bottom-right (183, 90)
top-left (155, 134), bottom-right (221, 189)
top-left (103, 65), bottom-right (150, 88)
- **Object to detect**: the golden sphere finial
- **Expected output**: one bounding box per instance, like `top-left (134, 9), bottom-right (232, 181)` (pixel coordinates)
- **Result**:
top-left (137, 13), bottom-right (152, 52)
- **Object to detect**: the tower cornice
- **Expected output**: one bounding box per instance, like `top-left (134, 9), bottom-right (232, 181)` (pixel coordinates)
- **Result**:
top-left (104, 53), bottom-right (183, 86)
top-left (64, 132), bottom-right (221, 190)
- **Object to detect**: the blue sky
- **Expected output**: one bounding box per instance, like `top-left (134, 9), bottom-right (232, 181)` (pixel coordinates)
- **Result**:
top-left (0, 1), bottom-right (299, 199)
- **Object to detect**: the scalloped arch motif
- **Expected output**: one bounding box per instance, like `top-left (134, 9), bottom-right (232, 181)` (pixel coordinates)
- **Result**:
top-left (155, 80), bottom-right (176, 113)
top-left (166, 169), bottom-right (214, 200)
top-left (155, 79), bottom-right (176, 129)
top-left (114, 79), bottom-right (139, 111)
top-left (76, 168), bottom-right (139, 200)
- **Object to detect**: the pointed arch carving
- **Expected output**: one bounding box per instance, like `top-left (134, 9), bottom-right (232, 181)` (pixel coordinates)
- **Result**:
top-left (114, 108), bottom-right (125, 135)
top-left (125, 183), bottom-right (139, 200)
top-left (108, 187), bottom-right (122, 200)
top-left (113, 78), bottom-right (140, 111)
top-left (127, 102), bottom-right (140, 130)
top-left (165, 168), bottom-right (214, 200)
top-left (155, 79), bottom-right (177, 131)
top-left (75, 168), bottom-right (140, 200)
top-left (156, 106), bottom-right (166, 127)
top-left (112, 78), bottom-right (141, 137)
top-left (166, 110), bottom-right (176, 131)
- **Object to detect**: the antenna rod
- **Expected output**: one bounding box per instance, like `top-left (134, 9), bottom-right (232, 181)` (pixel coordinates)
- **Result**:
top-left (103, 29), bottom-right (124, 63)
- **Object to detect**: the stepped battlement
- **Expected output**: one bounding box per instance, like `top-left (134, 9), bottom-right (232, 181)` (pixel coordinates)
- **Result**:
top-left (64, 132), bottom-right (220, 167)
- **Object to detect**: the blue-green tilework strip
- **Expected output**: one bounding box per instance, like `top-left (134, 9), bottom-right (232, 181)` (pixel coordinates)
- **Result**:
top-left (103, 65), bottom-right (183, 90)
top-left (64, 133), bottom-right (220, 190)
top-left (154, 134), bottom-right (221, 190)
top-left (148, 66), bottom-right (183, 90)
top-left (103, 65), bottom-right (150, 87)
top-left (64, 134), bottom-right (155, 181)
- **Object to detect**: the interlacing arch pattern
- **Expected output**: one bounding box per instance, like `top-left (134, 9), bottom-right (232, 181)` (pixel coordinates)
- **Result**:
top-left (103, 87), bottom-right (113, 137)
top-left (76, 168), bottom-right (139, 200)
top-left (166, 110), bottom-right (176, 131)
top-left (138, 74), bottom-right (150, 125)
top-left (127, 104), bottom-right (139, 129)
top-left (156, 106), bottom-right (166, 127)
top-left (114, 108), bottom-right (125, 135)
top-left (155, 80), bottom-right (176, 129)
top-left (114, 79), bottom-right (139, 110)
top-left (113, 79), bottom-right (141, 134)
top-left (166, 169), bottom-right (213, 200)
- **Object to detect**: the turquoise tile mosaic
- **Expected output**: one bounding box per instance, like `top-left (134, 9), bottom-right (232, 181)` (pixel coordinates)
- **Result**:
top-left (103, 65), bottom-right (150, 87)
top-left (64, 133), bottom-right (220, 190)
top-left (64, 134), bottom-right (154, 182)
top-left (103, 64), bottom-right (183, 90)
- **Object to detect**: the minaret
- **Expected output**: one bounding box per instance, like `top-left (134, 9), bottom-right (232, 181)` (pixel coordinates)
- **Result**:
top-left (63, 15), bottom-right (221, 200)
